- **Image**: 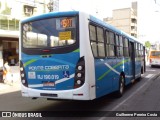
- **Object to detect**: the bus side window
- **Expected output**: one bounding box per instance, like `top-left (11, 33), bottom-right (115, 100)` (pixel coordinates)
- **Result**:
top-left (115, 34), bottom-right (120, 57)
top-left (139, 44), bottom-right (143, 57)
top-left (97, 27), bottom-right (105, 57)
top-left (105, 31), bottom-right (109, 56)
top-left (91, 42), bottom-right (98, 57)
top-left (115, 35), bottom-right (119, 57)
top-left (108, 31), bottom-right (115, 57)
top-left (89, 24), bottom-right (105, 58)
top-left (141, 45), bottom-right (143, 56)
top-left (89, 25), bottom-right (96, 41)
top-left (135, 43), bottom-right (139, 57)
top-left (138, 44), bottom-right (140, 57)
top-left (89, 24), bottom-right (98, 57)
top-left (119, 36), bottom-right (123, 57)
top-left (123, 37), bottom-right (129, 57)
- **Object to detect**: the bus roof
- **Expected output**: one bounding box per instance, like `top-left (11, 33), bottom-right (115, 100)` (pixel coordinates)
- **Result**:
top-left (150, 50), bottom-right (160, 52)
top-left (21, 11), bottom-right (79, 23)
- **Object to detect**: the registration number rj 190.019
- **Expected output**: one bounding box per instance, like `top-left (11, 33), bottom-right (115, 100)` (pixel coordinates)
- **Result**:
top-left (37, 75), bottom-right (59, 80)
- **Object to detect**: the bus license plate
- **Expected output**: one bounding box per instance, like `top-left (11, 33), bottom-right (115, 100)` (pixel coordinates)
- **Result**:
top-left (43, 81), bottom-right (55, 87)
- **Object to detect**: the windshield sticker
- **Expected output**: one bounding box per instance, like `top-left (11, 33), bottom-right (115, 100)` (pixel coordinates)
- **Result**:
top-left (59, 31), bottom-right (71, 40)
top-left (28, 72), bottom-right (36, 79)
top-left (23, 23), bottom-right (32, 31)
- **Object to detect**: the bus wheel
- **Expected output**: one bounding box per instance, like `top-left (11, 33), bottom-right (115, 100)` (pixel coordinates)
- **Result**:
top-left (137, 73), bottom-right (141, 82)
top-left (116, 76), bottom-right (125, 98)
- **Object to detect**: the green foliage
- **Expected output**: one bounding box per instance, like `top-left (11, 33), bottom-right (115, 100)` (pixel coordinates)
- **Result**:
top-left (0, 2), bottom-right (11, 15)
top-left (145, 41), bottom-right (151, 49)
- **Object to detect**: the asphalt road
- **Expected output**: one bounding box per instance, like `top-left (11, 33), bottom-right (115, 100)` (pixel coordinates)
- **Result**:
top-left (0, 65), bottom-right (160, 120)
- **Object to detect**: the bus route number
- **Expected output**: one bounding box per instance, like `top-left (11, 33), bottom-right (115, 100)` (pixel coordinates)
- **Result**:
top-left (61, 18), bottom-right (73, 28)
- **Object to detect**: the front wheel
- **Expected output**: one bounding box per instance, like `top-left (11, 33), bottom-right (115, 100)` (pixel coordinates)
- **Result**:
top-left (116, 76), bottom-right (125, 98)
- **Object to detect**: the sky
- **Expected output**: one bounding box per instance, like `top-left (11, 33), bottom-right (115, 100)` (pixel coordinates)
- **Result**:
top-left (59, 0), bottom-right (135, 18)
top-left (59, 0), bottom-right (160, 44)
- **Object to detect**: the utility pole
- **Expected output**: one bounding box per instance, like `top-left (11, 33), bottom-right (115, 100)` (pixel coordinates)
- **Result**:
top-left (154, 0), bottom-right (160, 5)
top-left (47, 0), bottom-right (54, 12)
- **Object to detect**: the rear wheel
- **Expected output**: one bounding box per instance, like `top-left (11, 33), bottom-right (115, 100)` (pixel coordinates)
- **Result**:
top-left (116, 76), bottom-right (125, 98)
top-left (137, 73), bottom-right (141, 82)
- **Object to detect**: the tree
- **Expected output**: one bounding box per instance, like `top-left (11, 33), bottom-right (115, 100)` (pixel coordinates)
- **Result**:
top-left (145, 41), bottom-right (151, 49)
top-left (0, 2), bottom-right (11, 15)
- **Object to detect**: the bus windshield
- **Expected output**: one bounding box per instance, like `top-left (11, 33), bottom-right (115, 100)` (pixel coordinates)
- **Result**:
top-left (22, 17), bottom-right (77, 48)
top-left (151, 51), bottom-right (160, 57)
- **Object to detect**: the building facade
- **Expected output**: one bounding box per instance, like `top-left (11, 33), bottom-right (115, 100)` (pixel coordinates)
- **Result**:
top-left (0, 0), bottom-right (59, 66)
top-left (103, 2), bottom-right (137, 38)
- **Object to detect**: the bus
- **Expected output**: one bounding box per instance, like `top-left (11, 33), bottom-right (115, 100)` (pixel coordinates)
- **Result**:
top-left (19, 11), bottom-right (145, 100)
top-left (149, 50), bottom-right (160, 67)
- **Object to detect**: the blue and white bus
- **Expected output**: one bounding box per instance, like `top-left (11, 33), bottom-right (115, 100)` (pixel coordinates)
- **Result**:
top-left (20, 11), bottom-right (145, 100)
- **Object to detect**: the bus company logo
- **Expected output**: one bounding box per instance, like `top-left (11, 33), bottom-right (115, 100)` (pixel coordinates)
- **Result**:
top-left (2, 112), bottom-right (11, 117)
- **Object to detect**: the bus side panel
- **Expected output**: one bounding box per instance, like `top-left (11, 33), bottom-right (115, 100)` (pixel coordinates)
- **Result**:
top-left (135, 57), bottom-right (141, 79)
top-left (95, 59), bottom-right (112, 98)
top-left (95, 58), bottom-right (121, 98)
top-left (123, 57), bottom-right (134, 85)
top-left (78, 13), bottom-right (96, 100)
top-left (95, 57), bottom-right (134, 98)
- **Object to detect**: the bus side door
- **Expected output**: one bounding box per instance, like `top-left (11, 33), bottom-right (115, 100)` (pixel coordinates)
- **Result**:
top-left (129, 41), bottom-right (135, 80)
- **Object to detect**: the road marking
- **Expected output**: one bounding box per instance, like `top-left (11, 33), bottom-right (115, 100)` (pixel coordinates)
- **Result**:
top-left (146, 70), bottom-right (156, 72)
top-left (99, 73), bottom-right (158, 120)
top-left (145, 74), bottom-right (154, 78)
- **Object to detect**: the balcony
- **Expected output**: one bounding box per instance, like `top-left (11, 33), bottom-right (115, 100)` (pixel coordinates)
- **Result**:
top-left (0, 14), bottom-right (19, 31)
top-left (131, 22), bottom-right (137, 27)
top-left (131, 14), bottom-right (137, 20)
top-left (131, 29), bottom-right (137, 35)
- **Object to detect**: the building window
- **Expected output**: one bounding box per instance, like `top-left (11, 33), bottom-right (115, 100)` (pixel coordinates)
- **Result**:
top-left (24, 5), bottom-right (34, 16)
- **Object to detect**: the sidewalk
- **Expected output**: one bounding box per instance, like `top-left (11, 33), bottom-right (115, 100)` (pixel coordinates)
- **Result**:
top-left (0, 82), bottom-right (21, 94)
top-left (10, 66), bottom-right (20, 83)
top-left (0, 66), bottom-right (21, 94)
